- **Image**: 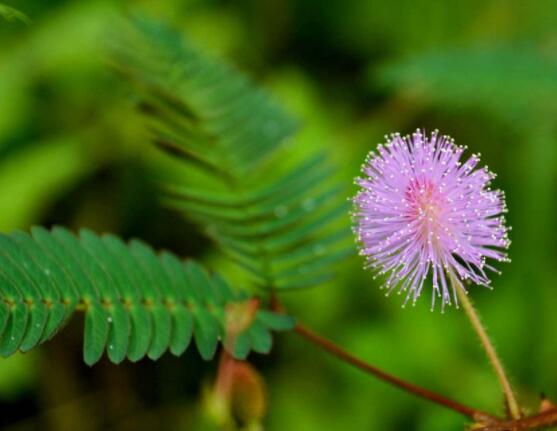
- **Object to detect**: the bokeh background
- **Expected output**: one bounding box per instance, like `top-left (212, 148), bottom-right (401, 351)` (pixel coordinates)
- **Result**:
top-left (1, 1), bottom-right (557, 430)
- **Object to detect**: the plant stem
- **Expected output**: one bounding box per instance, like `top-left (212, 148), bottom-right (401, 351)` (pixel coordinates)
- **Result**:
top-left (454, 283), bottom-right (521, 420)
top-left (295, 323), bottom-right (497, 423)
top-left (474, 407), bottom-right (557, 431)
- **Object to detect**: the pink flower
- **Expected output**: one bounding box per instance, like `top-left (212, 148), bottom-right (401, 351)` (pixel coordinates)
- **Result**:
top-left (353, 130), bottom-right (510, 310)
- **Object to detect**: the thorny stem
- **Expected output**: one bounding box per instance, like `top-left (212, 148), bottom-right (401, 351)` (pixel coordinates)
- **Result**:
top-left (454, 283), bottom-right (522, 420)
top-left (295, 323), bottom-right (497, 423)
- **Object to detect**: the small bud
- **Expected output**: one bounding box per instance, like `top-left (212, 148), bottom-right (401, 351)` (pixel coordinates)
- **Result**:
top-left (205, 352), bottom-right (267, 429)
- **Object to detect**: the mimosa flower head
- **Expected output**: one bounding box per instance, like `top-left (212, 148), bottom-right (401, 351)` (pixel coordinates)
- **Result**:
top-left (353, 130), bottom-right (510, 310)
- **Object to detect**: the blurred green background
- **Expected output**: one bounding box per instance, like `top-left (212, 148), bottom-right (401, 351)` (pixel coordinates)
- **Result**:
top-left (1, 1), bottom-right (557, 430)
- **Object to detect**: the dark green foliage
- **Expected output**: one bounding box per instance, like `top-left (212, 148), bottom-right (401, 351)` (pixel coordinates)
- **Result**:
top-left (112, 18), bottom-right (353, 291)
top-left (0, 227), bottom-right (294, 365)
top-left (0, 4), bottom-right (30, 24)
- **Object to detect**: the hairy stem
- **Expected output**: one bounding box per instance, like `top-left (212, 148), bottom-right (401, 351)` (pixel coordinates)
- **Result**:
top-left (454, 284), bottom-right (521, 420)
top-left (295, 323), bottom-right (497, 423)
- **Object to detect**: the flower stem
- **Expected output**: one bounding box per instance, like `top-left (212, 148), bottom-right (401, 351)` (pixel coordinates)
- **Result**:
top-left (295, 322), bottom-right (497, 423)
top-left (454, 283), bottom-right (522, 420)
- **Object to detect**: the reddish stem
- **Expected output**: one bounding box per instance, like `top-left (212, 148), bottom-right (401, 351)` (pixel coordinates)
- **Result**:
top-left (474, 408), bottom-right (557, 431)
top-left (295, 322), bottom-right (497, 423)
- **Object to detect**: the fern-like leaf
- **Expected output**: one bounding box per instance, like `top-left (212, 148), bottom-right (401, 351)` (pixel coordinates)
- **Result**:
top-left (0, 227), bottom-right (294, 365)
top-left (112, 18), bottom-right (352, 290)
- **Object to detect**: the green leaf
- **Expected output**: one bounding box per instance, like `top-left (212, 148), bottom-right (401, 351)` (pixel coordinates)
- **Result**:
top-left (9, 232), bottom-right (70, 342)
top-left (248, 321), bottom-right (273, 354)
top-left (231, 331), bottom-right (252, 360)
top-left (0, 4), bottom-right (30, 24)
top-left (256, 311), bottom-right (296, 331)
top-left (0, 228), bottom-right (294, 365)
top-left (0, 302), bottom-right (9, 336)
top-left (84, 304), bottom-right (110, 366)
top-left (378, 45), bottom-right (557, 122)
top-left (0, 303), bottom-right (29, 357)
top-left (112, 17), bottom-right (353, 290)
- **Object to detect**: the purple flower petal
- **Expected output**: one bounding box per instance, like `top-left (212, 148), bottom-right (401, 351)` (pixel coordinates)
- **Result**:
top-left (353, 129), bottom-right (510, 310)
